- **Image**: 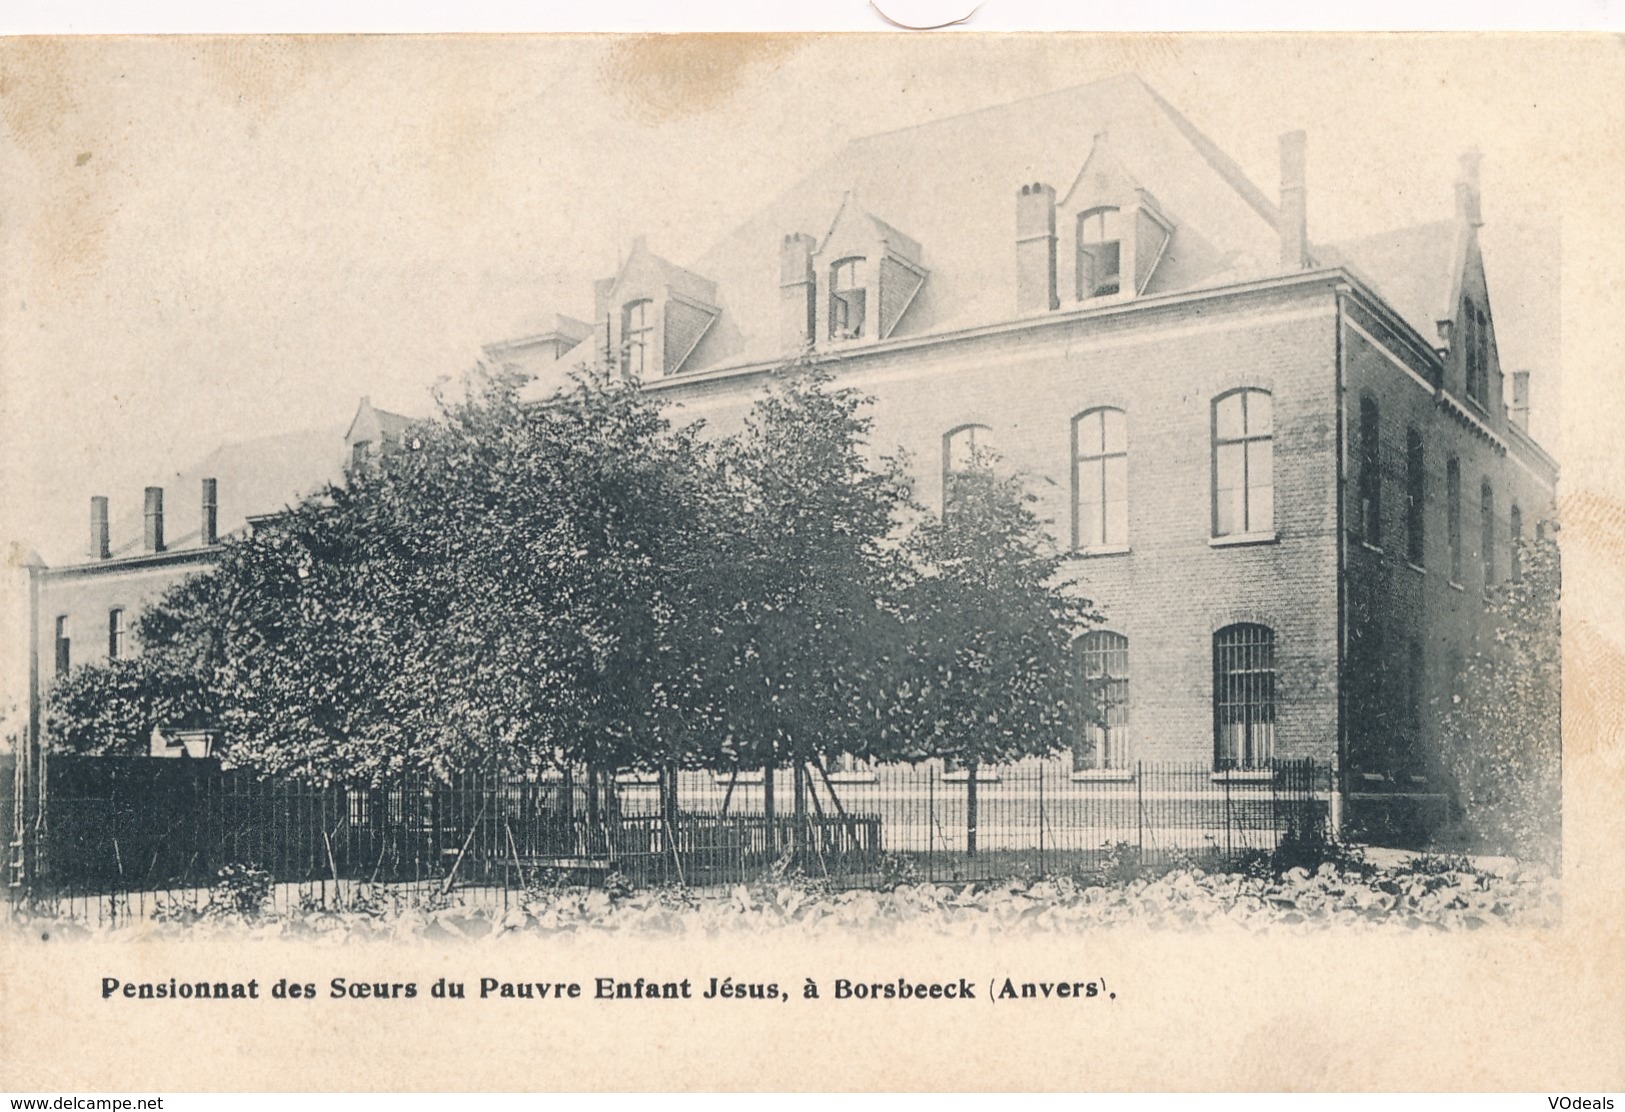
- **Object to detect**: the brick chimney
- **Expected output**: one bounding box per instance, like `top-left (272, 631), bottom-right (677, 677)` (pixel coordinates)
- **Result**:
top-left (201, 477), bottom-right (218, 546)
top-left (1509, 370), bottom-right (1531, 431)
top-left (1278, 130), bottom-right (1308, 270)
top-left (90, 496), bottom-right (110, 560)
top-left (1016, 182), bottom-right (1058, 312)
top-left (143, 486), bottom-right (165, 553)
top-left (1455, 149), bottom-right (1484, 228)
top-left (779, 233), bottom-right (817, 350)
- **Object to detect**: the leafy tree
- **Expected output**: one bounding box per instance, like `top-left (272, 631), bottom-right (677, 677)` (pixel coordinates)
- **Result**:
top-left (1436, 526), bottom-right (1562, 866)
top-left (887, 454), bottom-right (1102, 853)
top-left (686, 364), bottom-right (915, 832)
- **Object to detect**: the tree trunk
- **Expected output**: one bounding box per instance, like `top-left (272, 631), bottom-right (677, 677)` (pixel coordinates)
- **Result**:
top-left (966, 759), bottom-right (979, 858)
top-left (792, 759), bottom-right (807, 868)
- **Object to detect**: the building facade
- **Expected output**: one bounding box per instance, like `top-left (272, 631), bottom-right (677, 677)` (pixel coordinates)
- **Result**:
top-left (25, 75), bottom-right (1558, 791)
top-left (486, 75), bottom-right (1559, 781)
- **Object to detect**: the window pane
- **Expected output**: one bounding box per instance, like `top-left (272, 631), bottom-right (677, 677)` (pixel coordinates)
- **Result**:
top-left (1247, 391), bottom-right (1273, 436)
top-left (1247, 440), bottom-right (1274, 532)
top-left (1215, 442), bottom-right (1244, 535)
top-left (1076, 411), bottom-right (1103, 457)
top-left (1105, 498), bottom-right (1129, 547)
top-left (1101, 409), bottom-right (1127, 455)
top-left (1216, 394), bottom-right (1245, 440)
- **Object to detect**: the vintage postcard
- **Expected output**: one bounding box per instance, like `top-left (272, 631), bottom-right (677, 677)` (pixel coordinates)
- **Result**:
top-left (1, 32), bottom-right (1622, 1092)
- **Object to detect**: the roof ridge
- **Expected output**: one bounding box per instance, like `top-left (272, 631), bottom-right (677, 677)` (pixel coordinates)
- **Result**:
top-left (841, 71), bottom-right (1144, 148)
top-left (1134, 76), bottom-right (1278, 227)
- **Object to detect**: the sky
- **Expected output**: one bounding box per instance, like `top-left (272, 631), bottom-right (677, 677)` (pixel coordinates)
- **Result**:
top-left (1, 34), bottom-right (1599, 568)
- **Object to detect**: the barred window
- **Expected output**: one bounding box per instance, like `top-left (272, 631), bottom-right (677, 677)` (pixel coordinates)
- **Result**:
top-left (621, 299), bottom-right (652, 378)
top-left (1072, 407), bottom-right (1128, 550)
top-left (1214, 623), bottom-right (1275, 769)
top-left (1481, 479), bottom-right (1495, 590)
top-left (1358, 396), bottom-right (1381, 546)
top-left (942, 424), bottom-right (994, 514)
top-left (108, 608), bottom-right (126, 660)
top-left (1076, 207), bottom-right (1122, 299)
top-left (1446, 458), bottom-right (1463, 583)
top-left (1212, 389), bottom-right (1274, 537)
top-left (1074, 631), bottom-right (1129, 771)
top-left (830, 257), bottom-right (866, 339)
top-left (1405, 427), bottom-right (1425, 566)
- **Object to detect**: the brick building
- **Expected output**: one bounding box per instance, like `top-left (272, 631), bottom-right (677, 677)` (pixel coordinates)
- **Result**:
top-left (484, 74), bottom-right (1559, 781)
top-left (22, 399), bottom-right (410, 754)
top-left (25, 75), bottom-right (1558, 790)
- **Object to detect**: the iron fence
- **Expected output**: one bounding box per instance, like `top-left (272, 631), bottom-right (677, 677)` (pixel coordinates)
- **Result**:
top-left (5, 754), bottom-right (1330, 920)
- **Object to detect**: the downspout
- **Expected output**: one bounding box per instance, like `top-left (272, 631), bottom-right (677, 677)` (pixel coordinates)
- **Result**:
top-left (1332, 285), bottom-right (1350, 840)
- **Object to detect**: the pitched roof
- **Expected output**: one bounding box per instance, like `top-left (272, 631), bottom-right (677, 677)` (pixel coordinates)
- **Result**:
top-left (684, 73), bottom-right (1286, 369)
top-left (1318, 220), bottom-right (1464, 343)
top-left (87, 425), bottom-right (348, 565)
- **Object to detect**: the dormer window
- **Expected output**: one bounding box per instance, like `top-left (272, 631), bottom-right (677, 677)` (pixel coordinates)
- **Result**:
top-left (1076, 207), bottom-right (1122, 299)
top-left (830, 258), bottom-right (867, 340)
top-left (621, 299), bottom-right (653, 378)
top-left (351, 440), bottom-right (372, 469)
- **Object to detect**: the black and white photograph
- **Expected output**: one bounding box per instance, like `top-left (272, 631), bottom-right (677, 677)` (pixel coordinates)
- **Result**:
top-left (1, 28), bottom-right (1620, 1095)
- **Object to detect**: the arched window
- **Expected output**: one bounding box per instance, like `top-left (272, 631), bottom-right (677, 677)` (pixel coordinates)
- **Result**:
top-left (54, 615), bottom-right (71, 675)
top-left (830, 257), bottom-right (866, 339)
top-left (1075, 631), bottom-right (1129, 771)
top-left (1510, 503), bottom-right (1523, 583)
top-left (1076, 207), bottom-right (1122, 299)
top-left (942, 424), bottom-right (994, 514)
top-left (1405, 427), bottom-right (1425, 566)
top-left (1358, 396), bottom-right (1381, 546)
top-left (1212, 389), bottom-right (1274, 538)
top-left (1446, 458), bottom-right (1463, 583)
top-left (621, 299), bottom-right (653, 377)
top-left (1072, 407), bottom-right (1128, 550)
top-left (1214, 623), bottom-right (1276, 769)
top-left (1481, 479), bottom-right (1495, 590)
top-left (1462, 298), bottom-right (1480, 403)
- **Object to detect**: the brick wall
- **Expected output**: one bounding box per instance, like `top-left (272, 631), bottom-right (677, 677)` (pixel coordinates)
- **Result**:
top-left (657, 282), bottom-right (1346, 766)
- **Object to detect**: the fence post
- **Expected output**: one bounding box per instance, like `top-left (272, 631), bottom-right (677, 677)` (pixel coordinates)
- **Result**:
top-left (927, 766), bottom-right (935, 882)
top-left (1037, 761), bottom-right (1045, 875)
top-left (1136, 761), bottom-right (1143, 856)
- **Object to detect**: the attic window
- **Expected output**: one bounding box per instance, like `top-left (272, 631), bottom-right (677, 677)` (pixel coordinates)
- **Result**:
top-left (351, 440), bottom-right (372, 469)
top-left (1076, 208), bottom-right (1122, 299)
top-left (830, 258), bottom-right (866, 340)
top-left (621, 299), bottom-right (653, 377)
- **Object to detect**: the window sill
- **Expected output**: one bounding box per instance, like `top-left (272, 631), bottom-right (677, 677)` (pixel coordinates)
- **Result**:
top-left (1071, 769), bottom-right (1134, 782)
top-left (1448, 580), bottom-right (1465, 592)
top-left (942, 771), bottom-right (1001, 783)
top-left (1359, 541), bottom-right (1385, 555)
top-left (1073, 544), bottom-right (1131, 559)
top-left (1211, 770), bottom-right (1276, 783)
top-left (1405, 561), bottom-right (1426, 575)
top-left (826, 772), bottom-right (878, 785)
top-left (1209, 531), bottom-right (1277, 549)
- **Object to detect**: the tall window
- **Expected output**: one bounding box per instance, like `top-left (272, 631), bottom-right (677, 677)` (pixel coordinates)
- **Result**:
top-left (54, 615), bottom-right (70, 675)
top-left (1214, 623), bottom-right (1276, 769)
top-left (1481, 479), bottom-right (1495, 590)
top-left (1358, 396), bottom-right (1381, 546)
top-left (1446, 458), bottom-right (1463, 583)
top-left (1076, 207), bottom-right (1122, 299)
top-left (1405, 428), bottom-right (1425, 566)
top-left (621, 299), bottom-right (652, 377)
top-left (942, 424), bottom-right (994, 513)
top-left (1075, 631), bottom-right (1129, 771)
top-left (1463, 298), bottom-right (1480, 403)
top-left (108, 608), bottom-right (126, 660)
top-left (830, 258), bottom-right (866, 339)
top-left (1212, 389), bottom-right (1274, 538)
top-left (1072, 407), bottom-right (1128, 550)
top-left (1473, 305), bottom-right (1490, 407)
top-left (1510, 504), bottom-right (1523, 583)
